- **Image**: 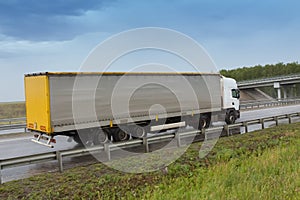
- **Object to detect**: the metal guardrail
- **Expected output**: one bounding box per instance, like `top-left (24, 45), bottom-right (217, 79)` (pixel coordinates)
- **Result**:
top-left (0, 124), bottom-right (26, 131)
top-left (0, 117), bottom-right (26, 124)
top-left (240, 98), bottom-right (300, 110)
top-left (0, 117), bottom-right (26, 132)
top-left (1, 112), bottom-right (300, 184)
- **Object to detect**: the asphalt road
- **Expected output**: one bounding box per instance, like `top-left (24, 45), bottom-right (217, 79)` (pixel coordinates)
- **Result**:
top-left (0, 104), bottom-right (299, 183)
top-left (238, 104), bottom-right (300, 121)
top-left (0, 135), bottom-right (77, 160)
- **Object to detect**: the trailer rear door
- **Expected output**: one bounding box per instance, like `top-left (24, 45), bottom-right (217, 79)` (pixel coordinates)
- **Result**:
top-left (24, 75), bottom-right (52, 134)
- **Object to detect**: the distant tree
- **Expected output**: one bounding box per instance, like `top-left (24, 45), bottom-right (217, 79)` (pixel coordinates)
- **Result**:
top-left (220, 62), bottom-right (300, 81)
top-left (220, 62), bottom-right (300, 98)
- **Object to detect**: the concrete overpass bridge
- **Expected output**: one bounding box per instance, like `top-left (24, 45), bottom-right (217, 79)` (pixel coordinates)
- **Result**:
top-left (237, 74), bottom-right (300, 100)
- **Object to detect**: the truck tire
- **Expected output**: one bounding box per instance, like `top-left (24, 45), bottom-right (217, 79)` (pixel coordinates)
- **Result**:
top-left (225, 111), bottom-right (236, 124)
top-left (182, 115), bottom-right (199, 129)
top-left (73, 134), bottom-right (82, 144)
top-left (93, 129), bottom-right (109, 144)
top-left (112, 129), bottom-right (130, 142)
top-left (131, 126), bottom-right (146, 139)
top-left (74, 130), bottom-right (94, 146)
top-left (199, 114), bottom-right (211, 129)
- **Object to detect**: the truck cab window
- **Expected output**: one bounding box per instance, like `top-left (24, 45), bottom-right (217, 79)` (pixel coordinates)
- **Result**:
top-left (231, 89), bottom-right (240, 99)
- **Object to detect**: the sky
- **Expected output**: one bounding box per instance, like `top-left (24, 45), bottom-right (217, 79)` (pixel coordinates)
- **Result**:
top-left (0, 0), bottom-right (300, 102)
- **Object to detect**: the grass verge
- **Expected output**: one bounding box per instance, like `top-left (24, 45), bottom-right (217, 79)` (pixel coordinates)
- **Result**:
top-left (0, 102), bottom-right (25, 119)
top-left (0, 123), bottom-right (299, 199)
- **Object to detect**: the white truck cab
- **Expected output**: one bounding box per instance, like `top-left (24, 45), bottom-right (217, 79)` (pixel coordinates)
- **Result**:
top-left (222, 76), bottom-right (240, 124)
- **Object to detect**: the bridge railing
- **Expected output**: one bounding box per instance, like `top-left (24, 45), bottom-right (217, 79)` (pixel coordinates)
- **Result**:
top-left (237, 73), bottom-right (300, 86)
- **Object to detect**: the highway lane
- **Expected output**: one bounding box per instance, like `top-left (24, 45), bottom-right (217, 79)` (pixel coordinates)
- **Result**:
top-left (238, 104), bottom-right (300, 122)
top-left (0, 104), bottom-right (299, 183)
top-left (0, 128), bottom-right (25, 135)
top-left (0, 135), bottom-right (84, 183)
top-left (0, 135), bottom-right (77, 160)
top-left (237, 104), bottom-right (300, 133)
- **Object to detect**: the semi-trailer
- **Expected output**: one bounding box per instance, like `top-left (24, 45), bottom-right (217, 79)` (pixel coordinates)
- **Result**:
top-left (24, 72), bottom-right (240, 147)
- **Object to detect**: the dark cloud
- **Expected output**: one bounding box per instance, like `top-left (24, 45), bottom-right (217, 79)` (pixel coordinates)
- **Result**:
top-left (0, 0), bottom-right (113, 41)
top-left (0, 0), bottom-right (299, 42)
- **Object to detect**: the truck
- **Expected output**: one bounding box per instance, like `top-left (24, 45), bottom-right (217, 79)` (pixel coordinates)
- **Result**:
top-left (24, 72), bottom-right (240, 147)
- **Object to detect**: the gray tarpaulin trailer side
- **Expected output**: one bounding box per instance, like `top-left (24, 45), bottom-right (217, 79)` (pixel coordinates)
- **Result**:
top-left (25, 72), bottom-right (239, 147)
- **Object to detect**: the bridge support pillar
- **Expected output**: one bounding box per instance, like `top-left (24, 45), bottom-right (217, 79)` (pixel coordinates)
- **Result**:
top-left (290, 84), bottom-right (297, 98)
top-left (277, 88), bottom-right (281, 100)
top-left (283, 86), bottom-right (287, 99)
top-left (291, 85), bottom-right (295, 98)
top-left (274, 82), bottom-right (281, 100)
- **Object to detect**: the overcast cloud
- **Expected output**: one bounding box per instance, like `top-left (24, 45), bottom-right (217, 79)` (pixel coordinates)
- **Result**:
top-left (0, 0), bottom-right (300, 101)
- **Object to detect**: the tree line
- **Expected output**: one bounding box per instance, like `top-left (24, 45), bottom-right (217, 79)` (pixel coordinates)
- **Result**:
top-left (219, 62), bottom-right (300, 81)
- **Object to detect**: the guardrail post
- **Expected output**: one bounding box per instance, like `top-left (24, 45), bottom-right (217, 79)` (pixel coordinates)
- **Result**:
top-left (224, 125), bottom-right (230, 136)
top-left (274, 116), bottom-right (279, 126)
top-left (260, 119), bottom-right (265, 129)
top-left (243, 122), bottom-right (248, 133)
top-left (287, 114), bottom-right (292, 124)
top-left (143, 137), bottom-right (149, 153)
top-left (175, 132), bottom-right (181, 147)
top-left (201, 128), bottom-right (205, 135)
top-left (56, 151), bottom-right (63, 173)
top-left (104, 143), bottom-right (111, 161)
top-left (0, 164), bottom-right (2, 184)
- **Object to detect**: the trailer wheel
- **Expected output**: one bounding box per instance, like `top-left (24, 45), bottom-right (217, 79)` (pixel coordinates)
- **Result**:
top-left (182, 115), bottom-right (198, 129)
top-left (225, 111), bottom-right (236, 124)
top-left (93, 129), bottom-right (109, 144)
top-left (112, 129), bottom-right (129, 142)
top-left (199, 115), bottom-right (211, 129)
top-left (74, 130), bottom-right (94, 146)
top-left (73, 134), bottom-right (82, 144)
top-left (131, 126), bottom-right (146, 139)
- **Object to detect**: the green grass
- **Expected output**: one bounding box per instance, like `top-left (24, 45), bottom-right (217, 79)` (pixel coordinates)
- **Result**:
top-left (143, 138), bottom-right (300, 200)
top-left (0, 101), bottom-right (25, 119)
top-left (0, 123), bottom-right (300, 200)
